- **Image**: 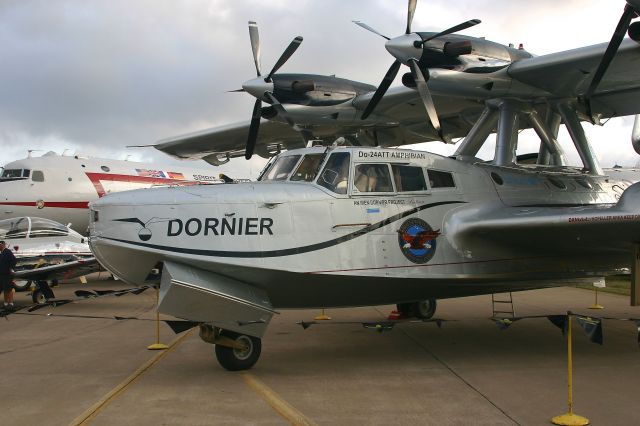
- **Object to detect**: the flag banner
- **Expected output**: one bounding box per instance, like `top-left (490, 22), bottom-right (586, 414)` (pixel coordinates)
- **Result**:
top-left (547, 315), bottom-right (569, 335)
top-left (576, 316), bottom-right (603, 345)
top-left (136, 168), bottom-right (167, 178)
top-left (166, 171), bottom-right (185, 179)
top-left (593, 278), bottom-right (606, 288)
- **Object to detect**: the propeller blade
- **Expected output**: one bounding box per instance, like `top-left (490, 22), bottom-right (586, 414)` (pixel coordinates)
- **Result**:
top-left (421, 19), bottom-right (481, 44)
top-left (353, 20), bottom-right (390, 40)
top-left (227, 88), bottom-right (246, 93)
top-left (248, 21), bottom-right (261, 76)
top-left (584, 5), bottom-right (636, 101)
top-left (266, 36), bottom-right (303, 81)
top-left (409, 59), bottom-right (442, 138)
top-left (245, 98), bottom-right (262, 159)
top-left (405, 0), bottom-right (417, 34)
top-left (264, 92), bottom-right (297, 128)
top-left (361, 60), bottom-right (402, 120)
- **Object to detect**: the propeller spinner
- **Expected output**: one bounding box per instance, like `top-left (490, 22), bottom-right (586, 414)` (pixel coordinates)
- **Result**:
top-left (355, 0), bottom-right (480, 141)
top-left (241, 21), bottom-right (303, 159)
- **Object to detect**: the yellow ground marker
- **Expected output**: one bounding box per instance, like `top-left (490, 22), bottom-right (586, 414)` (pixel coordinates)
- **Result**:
top-left (314, 308), bottom-right (331, 321)
top-left (148, 287), bottom-right (169, 350)
top-left (70, 329), bottom-right (194, 426)
top-left (242, 373), bottom-right (317, 426)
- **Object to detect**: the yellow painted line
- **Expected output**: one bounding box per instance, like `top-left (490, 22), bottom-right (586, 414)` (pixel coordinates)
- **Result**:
top-left (69, 329), bottom-right (194, 426)
top-left (242, 373), bottom-right (317, 426)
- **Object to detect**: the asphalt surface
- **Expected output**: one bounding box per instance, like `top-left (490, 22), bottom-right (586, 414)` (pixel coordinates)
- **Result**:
top-left (2, 276), bottom-right (640, 425)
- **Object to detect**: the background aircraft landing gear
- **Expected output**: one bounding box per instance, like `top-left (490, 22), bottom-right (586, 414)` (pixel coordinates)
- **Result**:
top-left (395, 298), bottom-right (438, 319)
top-left (31, 281), bottom-right (55, 304)
top-left (214, 330), bottom-right (262, 371)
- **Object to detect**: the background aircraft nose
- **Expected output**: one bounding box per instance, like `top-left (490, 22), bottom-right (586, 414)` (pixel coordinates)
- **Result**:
top-left (385, 33), bottom-right (423, 64)
top-left (242, 77), bottom-right (275, 101)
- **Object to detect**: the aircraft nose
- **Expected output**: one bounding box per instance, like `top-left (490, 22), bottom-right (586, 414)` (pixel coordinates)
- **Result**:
top-left (242, 77), bottom-right (275, 100)
top-left (385, 33), bottom-right (423, 64)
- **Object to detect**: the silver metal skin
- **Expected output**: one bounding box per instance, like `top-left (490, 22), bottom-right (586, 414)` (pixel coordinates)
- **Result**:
top-left (556, 102), bottom-right (604, 175)
top-left (385, 33), bottom-right (423, 63)
top-left (493, 100), bottom-right (520, 167)
top-left (632, 114), bottom-right (640, 155)
top-left (527, 110), bottom-right (565, 166)
top-left (241, 77), bottom-right (274, 101)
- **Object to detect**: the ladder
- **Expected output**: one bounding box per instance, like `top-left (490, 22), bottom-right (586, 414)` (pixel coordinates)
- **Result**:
top-left (491, 292), bottom-right (515, 319)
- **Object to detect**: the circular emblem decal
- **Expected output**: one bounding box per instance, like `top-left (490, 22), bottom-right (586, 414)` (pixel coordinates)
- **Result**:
top-left (36, 199), bottom-right (45, 209)
top-left (138, 227), bottom-right (152, 241)
top-left (397, 218), bottom-right (440, 264)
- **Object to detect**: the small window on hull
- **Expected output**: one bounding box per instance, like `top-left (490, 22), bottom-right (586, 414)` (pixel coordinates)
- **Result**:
top-left (392, 165), bottom-right (427, 192)
top-left (32, 170), bottom-right (45, 182)
top-left (427, 169), bottom-right (455, 188)
top-left (354, 164), bottom-right (393, 193)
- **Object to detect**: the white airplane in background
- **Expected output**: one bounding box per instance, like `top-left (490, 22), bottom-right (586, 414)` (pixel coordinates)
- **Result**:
top-left (0, 151), bottom-right (229, 234)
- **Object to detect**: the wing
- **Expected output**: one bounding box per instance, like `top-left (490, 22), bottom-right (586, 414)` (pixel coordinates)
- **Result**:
top-left (15, 257), bottom-right (100, 281)
top-left (508, 39), bottom-right (640, 117)
top-left (154, 120), bottom-right (305, 165)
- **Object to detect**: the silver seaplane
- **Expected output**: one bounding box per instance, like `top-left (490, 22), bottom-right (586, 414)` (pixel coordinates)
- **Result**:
top-left (89, 0), bottom-right (640, 370)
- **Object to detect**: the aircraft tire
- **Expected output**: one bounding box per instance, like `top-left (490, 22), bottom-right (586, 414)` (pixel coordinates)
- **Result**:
top-left (32, 289), bottom-right (48, 304)
top-left (413, 299), bottom-right (437, 319)
top-left (214, 330), bottom-right (261, 371)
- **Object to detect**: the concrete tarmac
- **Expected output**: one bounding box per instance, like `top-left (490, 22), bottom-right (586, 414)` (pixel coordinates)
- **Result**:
top-left (1, 277), bottom-right (640, 425)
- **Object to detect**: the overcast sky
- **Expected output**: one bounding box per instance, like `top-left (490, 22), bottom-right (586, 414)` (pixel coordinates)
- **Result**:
top-left (0, 0), bottom-right (638, 177)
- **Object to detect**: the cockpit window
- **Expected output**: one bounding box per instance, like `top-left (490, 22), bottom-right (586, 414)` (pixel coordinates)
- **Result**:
top-left (392, 165), bottom-right (427, 192)
top-left (354, 164), bottom-right (393, 193)
top-left (0, 169), bottom-right (30, 181)
top-left (290, 154), bottom-right (325, 182)
top-left (29, 218), bottom-right (69, 238)
top-left (31, 170), bottom-right (45, 182)
top-left (262, 155), bottom-right (302, 181)
top-left (317, 152), bottom-right (350, 194)
top-left (0, 218), bottom-right (29, 239)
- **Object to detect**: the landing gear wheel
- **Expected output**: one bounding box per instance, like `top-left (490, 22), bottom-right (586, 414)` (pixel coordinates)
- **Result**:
top-left (32, 289), bottom-right (48, 304)
top-left (413, 298), bottom-right (437, 319)
top-left (32, 281), bottom-right (55, 304)
top-left (214, 330), bottom-right (261, 371)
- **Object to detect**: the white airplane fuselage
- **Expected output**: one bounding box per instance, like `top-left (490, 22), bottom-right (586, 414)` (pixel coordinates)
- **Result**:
top-left (89, 146), bottom-right (640, 309)
top-left (0, 153), bottom-right (221, 234)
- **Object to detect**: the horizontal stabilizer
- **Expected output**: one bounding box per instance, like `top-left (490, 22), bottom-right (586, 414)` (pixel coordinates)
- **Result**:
top-left (158, 261), bottom-right (276, 338)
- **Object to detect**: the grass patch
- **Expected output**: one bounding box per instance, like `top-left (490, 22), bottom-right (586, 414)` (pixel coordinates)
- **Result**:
top-left (575, 276), bottom-right (631, 296)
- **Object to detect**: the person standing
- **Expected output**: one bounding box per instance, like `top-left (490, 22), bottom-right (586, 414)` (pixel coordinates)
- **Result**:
top-left (0, 240), bottom-right (17, 309)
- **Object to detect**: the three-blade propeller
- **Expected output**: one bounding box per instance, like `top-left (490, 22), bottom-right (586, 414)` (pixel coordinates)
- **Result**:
top-left (356, 0), bottom-right (480, 141)
top-left (241, 22), bottom-right (303, 159)
top-left (584, 2), bottom-right (639, 121)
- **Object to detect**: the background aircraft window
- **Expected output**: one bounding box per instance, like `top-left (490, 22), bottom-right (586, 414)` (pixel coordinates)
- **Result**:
top-left (2, 218), bottom-right (29, 239)
top-left (101, 166), bottom-right (110, 172)
top-left (1, 169), bottom-right (23, 179)
top-left (23, 169), bottom-right (30, 178)
top-left (263, 155), bottom-right (301, 181)
top-left (29, 218), bottom-right (69, 238)
top-left (427, 169), bottom-right (455, 188)
top-left (317, 152), bottom-right (350, 194)
top-left (32, 170), bottom-right (45, 182)
top-left (354, 164), bottom-right (393, 192)
top-left (290, 154), bottom-right (324, 182)
top-left (391, 165), bottom-right (427, 192)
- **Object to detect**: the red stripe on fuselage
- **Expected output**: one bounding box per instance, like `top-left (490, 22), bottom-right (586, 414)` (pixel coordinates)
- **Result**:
top-left (0, 201), bottom-right (89, 209)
